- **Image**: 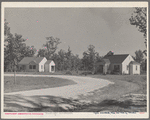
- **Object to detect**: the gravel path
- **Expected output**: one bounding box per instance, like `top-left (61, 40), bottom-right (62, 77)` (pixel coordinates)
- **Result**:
top-left (4, 74), bottom-right (114, 99)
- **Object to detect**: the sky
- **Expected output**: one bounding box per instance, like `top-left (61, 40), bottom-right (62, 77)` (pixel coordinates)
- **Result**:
top-left (4, 8), bottom-right (146, 58)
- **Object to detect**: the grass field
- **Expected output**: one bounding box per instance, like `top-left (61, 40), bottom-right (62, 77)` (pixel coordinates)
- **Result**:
top-left (75, 74), bottom-right (147, 112)
top-left (4, 76), bottom-right (77, 93)
top-left (91, 74), bottom-right (147, 94)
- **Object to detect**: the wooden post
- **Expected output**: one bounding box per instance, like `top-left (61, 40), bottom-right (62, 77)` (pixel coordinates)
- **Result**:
top-left (14, 59), bottom-right (17, 84)
top-left (14, 65), bottom-right (16, 84)
top-left (14, 69), bottom-right (16, 84)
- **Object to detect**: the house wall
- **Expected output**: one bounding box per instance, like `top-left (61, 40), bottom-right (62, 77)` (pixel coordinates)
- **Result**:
top-left (18, 64), bottom-right (27, 72)
top-left (129, 64), bottom-right (133, 75)
top-left (39, 57), bottom-right (47, 72)
top-left (44, 64), bottom-right (49, 72)
top-left (132, 64), bottom-right (140, 75)
top-left (122, 55), bottom-right (134, 74)
top-left (103, 63), bottom-right (110, 74)
top-left (109, 63), bottom-right (122, 74)
top-left (109, 64), bottom-right (113, 71)
top-left (26, 65), bottom-right (29, 72)
top-left (49, 61), bottom-right (55, 72)
top-left (28, 61), bottom-right (38, 72)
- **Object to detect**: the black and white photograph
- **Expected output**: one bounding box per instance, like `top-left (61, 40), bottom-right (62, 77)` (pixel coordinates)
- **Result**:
top-left (1, 2), bottom-right (149, 119)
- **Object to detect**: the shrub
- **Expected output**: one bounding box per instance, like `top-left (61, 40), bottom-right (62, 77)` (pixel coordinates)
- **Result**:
top-left (107, 70), bottom-right (111, 74)
top-left (80, 71), bottom-right (92, 76)
top-left (65, 71), bottom-right (72, 75)
top-left (111, 71), bottom-right (121, 75)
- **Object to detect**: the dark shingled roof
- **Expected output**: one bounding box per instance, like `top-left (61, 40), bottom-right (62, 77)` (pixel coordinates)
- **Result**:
top-left (103, 54), bottom-right (129, 63)
top-left (103, 59), bottom-right (110, 64)
top-left (18, 57), bottom-right (45, 64)
top-left (34, 57), bottom-right (45, 64)
top-left (130, 61), bottom-right (141, 65)
top-left (45, 60), bottom-right (53, 64)
top-left (96, 59), bottom-right (110, 65)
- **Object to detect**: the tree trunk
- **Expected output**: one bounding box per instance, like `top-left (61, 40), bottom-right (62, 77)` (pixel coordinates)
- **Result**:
top-left (14, 66), bottom-right (16, 84)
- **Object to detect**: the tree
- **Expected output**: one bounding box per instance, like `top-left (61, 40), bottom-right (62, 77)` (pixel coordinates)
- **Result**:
top-left (43, 36), bottom-right (61, 59)
top-left (4, 20), bottom-right (36, 72)
top-left (82, 51), bottom-right (89, 71)
top-left (95, 53), bottom-right (102, 62)
top-left (133, 49), bottom-right (146, 72)
top-left (21, 45), bottom-right (36, 58)
top-left (82, 45), bottom-right (98, 73)
top-left (129, 7), bottom-right (147, 56)
top-left (4, 33), bottom-right (21, 72)
top-left (58, 49), bottom-right (66, 71)
top-left (72, 54), bottom-right (81, 72)
top-left (4, 21), bottom-right (22, 84)
top-left (133, 49), bottom-right (144, 64)
top-left (37, 49), bottom-right (47, 57)
top-left (65, 46), bottom-right (72, 71)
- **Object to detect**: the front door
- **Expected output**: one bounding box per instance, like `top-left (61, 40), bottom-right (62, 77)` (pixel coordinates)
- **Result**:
top-left (51, 66), bottom-right (55, 72)
top-left (129, 64), bottom-right (133, 75)
top-left (114, 65), bottom-right (120, 72)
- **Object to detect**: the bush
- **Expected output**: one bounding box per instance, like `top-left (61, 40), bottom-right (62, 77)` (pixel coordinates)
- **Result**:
top-left (107, 70), bottom-right (111, 74)
top-left (65, 71), bottom-right (72, 75)
top-left (80, 71), bottom-right (92, 76)
top-left (111, 71), bottom-right (121, 75)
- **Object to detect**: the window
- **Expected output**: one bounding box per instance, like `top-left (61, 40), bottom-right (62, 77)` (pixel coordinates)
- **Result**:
top-left (136, 66), bottom-right (137, 70)
top-left (41, 65), bottom-right (43, 69)
top-left (51, 66), bottom-right (55, 71)
top-left (29, 65), bottom-right (36, 69)
top-left (127, 65), bottom-right (129, 70)
top-left (114, 65), bottom-right (120, 72)
top-left (20, 67), bottom-right (22, 70)
top-left (33, 65), bottom-right (36, 69)
top-left (29, 65), bottom-right (32, 69)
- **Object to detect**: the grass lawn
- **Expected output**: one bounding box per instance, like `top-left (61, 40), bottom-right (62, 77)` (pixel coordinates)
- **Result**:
top-left (4, 73), bottom-right (147, 112)
top-left (75, 74), bottom-right (147, 112)
top-left (91, 74), bottom-right (147, 94)
top-left (4, 76), bottom-right (77, 93)
top-left (4, 71), bottom-right (64, 75)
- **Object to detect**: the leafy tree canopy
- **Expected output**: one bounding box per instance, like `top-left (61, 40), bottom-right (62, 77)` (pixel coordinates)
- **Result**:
top-left (129, 7), bottom-right (147, 56)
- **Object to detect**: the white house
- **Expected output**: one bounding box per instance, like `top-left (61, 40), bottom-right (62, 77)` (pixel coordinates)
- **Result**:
top-left (44, 60), bottom-right (55, 73)
top-left (96, 54), bottom-right (141, 75)
top-left (18, 57), bottom-right (55, 72)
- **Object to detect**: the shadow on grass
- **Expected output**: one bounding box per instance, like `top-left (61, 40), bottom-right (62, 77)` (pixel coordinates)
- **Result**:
top-left (78, 95), bottom-right (147, 112)
top-left (97, 99), bottom-right (146, 108)
top-left (4, 94), bottom-right (147, 112)
top-left (4, 95), bottom-right (86, 112)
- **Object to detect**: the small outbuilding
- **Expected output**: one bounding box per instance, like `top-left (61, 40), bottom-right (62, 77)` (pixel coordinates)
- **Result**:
top-left (44, 60), bottom-right (55, 73)
top-left (129, 61), bottom-right (141, 75)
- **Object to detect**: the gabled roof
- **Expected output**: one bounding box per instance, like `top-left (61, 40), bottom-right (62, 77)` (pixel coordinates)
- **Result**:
top-left (45, 60), bottom-right (53, 64)
top-left (18, 57), bottom-right (45, 64)
top-left (103, 59), bottom-right (110, 64)
top-left (96, 59), bottom-right (110, 65)
top-left (130, 61), bottom-right (141, 65)
top-left (34, 57), bottom-right (45, 64)
top-left (103, 54), bottom-right (129, 64)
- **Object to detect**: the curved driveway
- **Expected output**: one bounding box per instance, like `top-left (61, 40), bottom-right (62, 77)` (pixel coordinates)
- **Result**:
top-left (4, 74), bottom-right (114, 99)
